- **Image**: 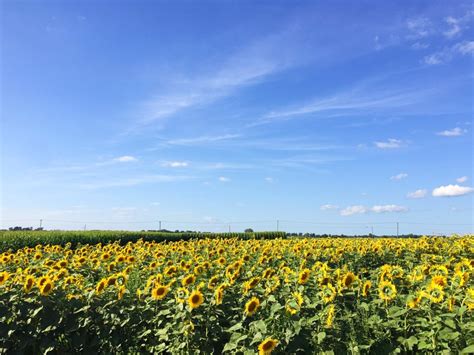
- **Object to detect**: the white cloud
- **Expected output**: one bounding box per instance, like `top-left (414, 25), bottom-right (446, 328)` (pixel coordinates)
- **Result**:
top-left (340, 205), bottom-right (367, 216)
top-left (218, 176), bottom-right (230, 182)
top-left (411, 42), bottom-right (429, 50)
top-left (113, 155), bottom-right (138, 163)
top-left (370, 205), bottom-right (408, 213)
top-left (406, 17), bottom-right (432, 39)
top-left (455, 41), bottom-right (474, 55)
top-left (456, 176), bottom-right (468, 183)
top-left (391, 173), bottom-right (408, 180)
top-left (407, 189), bottom-right (427, 199)
top-left (423, 41), bottom-right (474, 65)
top-left (320, 204), bottom-right (339, 210)
top-left (340, 204), bottom-right (408, 216)
top-left (444, 16), bottom-right (461, 38)
top-left (436, 127), bottom-right (467, 137)
top-left (162, 161), bottom-right (189, 168)
top-left (264, 177), bottom-right (274, 183)
top-left (443, 12), bottom-right (474, 39)
top-left (432, 184), bottom-right (474, 197)
top-left (374, 139), bottom-right (403, 149)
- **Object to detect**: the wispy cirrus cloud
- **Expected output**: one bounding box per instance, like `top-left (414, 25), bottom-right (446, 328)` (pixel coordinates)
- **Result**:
top-left (164, 134), bottom-right (241, 146)
top-left (250, 72), bottom-right (434, 126)
top-left (320, 204), bottom-right (339, 210)
top-left (137, 30), bottom-right (302, 127)
top-left (406, 17), bottom-right (433, 40)
top-left (423, 40), bottom-right (474, 65)
top-left (443, 11), bottom-right (474, 39)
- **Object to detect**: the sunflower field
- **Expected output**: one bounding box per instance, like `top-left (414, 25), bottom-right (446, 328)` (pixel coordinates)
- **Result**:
top-left (0, 236), bottom-right (473, 354)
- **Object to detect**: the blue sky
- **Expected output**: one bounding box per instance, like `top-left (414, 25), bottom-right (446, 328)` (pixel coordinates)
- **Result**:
top-left (1, 0), bottom-right (473, 234)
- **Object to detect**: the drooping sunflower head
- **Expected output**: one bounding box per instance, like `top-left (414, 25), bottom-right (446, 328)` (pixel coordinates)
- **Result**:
top-left (244, 297), bottom-right (260, 317)
top-left (258, 338), bottom-right (278, 355)
top-left (95, 279), bottom-right (107, 294)
top-left (325, 304), bottom-right (336, 328)
top-left (188, 290), bottom-right (204, 309)
top-left (298, 269), bottom-right (311, 285)
top-left (207, 275), bottom-right (219, 289)
top-left (0, 271), bottom-right (10, 285)
top-left (362, 280), bottom-right (372, 297)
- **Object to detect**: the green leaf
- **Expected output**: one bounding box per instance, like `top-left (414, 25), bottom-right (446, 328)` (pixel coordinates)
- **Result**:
top-left (461, 345), bottom-right (474, 354)
top-left (317, 332), bottom-right (326, 344)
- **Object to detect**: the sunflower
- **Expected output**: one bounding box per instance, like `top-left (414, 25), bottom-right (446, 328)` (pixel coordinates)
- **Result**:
top-left (215, 284), bottom-right (225, 305)
top-left (342, 272), bottom-right (356, 288)
top-left (325, 304), bottom-right (336, 328)
top-left (207, 275), bottom-right (219, 289)
top-left (293, 291), bottom-right (304, 306)
top-left (298, 268), bottom-right (311, 285)
top-left (151, 285), bottom-right (169, 300)
top-left (117, 285), bottom-right (126, 300)
top-left (378, 280), bottom-right (397, 302)
top-left (181, 274), bottom-right (196, 287)
top-left (465, 288), bottom-right (474, 310)
top-left (107, 276), bottom-right (117, 286)
top-left (430, 275), bottom-right (447, 289)
top-left (95, 279), bottom-right (107, 294)
top-left (0, 271), bottom-right (10, 286)
top-left (176, 287), bottom-right (189, 303)
top-left (427, 284), bottom-right (444, 303)
top-left (40, 279), bottom-right (54, 296)
top-left (188, 290), bottom-right (204, 309)
top-left (243, 277), bottom-right (260, 293)
top-left (244, 297), bottom-right (260, 316)
top-left (258, 338), bottom-right (278, 355)
top-left (320, 283), bottom-right (337, 303)
top-left (447, 296), bottom-right (455, 311)
top-left (362, 280), bottom-right (372, 297)
top-left (23, 275), bottom-right (35, 293)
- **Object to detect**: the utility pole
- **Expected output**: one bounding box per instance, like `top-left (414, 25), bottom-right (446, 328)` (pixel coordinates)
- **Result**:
top-left (277, 220), bottom-right (279, 232)
top-left (39, 219), bottom-right (42, 229)
top-left (396, 222), bottom-right (399, 237)
top-left (159, 220), bottom-right (162, 231)
top-left (228, 225), bottom-right (231, 233)
top-left (371, 226), bottom-right (374, 235)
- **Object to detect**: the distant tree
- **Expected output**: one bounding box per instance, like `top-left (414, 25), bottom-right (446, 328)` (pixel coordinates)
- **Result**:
top-left (245, 228), bottom-right (254, 233)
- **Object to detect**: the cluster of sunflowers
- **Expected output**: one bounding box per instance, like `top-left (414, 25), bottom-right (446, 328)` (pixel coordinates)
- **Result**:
top-left (0, 236), bottom-right (473, 353)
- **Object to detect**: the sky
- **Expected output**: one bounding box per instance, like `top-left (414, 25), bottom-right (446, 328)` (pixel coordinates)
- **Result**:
top-left (1, 0), bottom-right (473, 234)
